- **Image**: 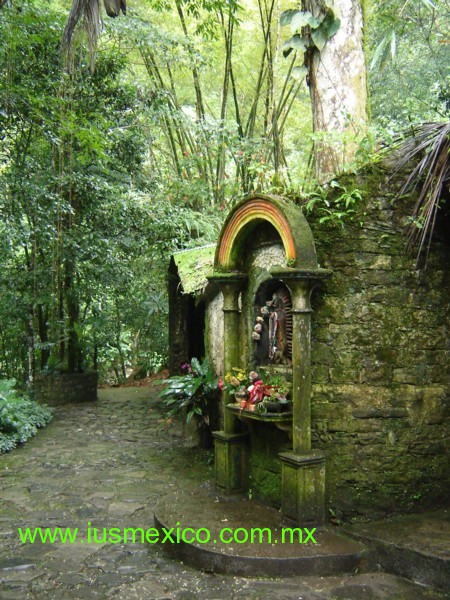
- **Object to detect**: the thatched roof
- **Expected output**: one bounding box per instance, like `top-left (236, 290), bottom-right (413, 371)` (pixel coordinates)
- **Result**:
top-left (385, 121), bottom-right (450, 266)
top-left (172, 244), bottom-right (216, 295)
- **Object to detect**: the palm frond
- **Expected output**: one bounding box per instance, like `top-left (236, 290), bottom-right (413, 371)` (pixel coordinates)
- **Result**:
top-left (61, 0), bottom-right (126, 71)
top-left (386, 122), bottom-right (450, 267)
top-left (62, 0), bottom-right (101, 71)
top-left (104, 0), bottom-right (126, 17)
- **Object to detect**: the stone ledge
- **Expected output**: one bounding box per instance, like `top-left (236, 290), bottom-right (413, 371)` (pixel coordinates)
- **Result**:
top-left (341, 509), bottom-right (450, 592)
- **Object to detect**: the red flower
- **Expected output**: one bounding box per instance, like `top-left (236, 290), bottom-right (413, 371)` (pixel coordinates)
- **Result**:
top-left (248, 380), bottom-right (265, 404)
top-left (218, 378), bottom-right (224, 390)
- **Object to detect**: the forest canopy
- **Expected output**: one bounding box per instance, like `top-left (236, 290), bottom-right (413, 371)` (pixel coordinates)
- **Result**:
top-left (0, 0), bottom-right (448, 384)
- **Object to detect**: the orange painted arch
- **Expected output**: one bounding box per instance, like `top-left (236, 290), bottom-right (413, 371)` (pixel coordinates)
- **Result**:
top-left (215, 195), bottom-right (318, 271)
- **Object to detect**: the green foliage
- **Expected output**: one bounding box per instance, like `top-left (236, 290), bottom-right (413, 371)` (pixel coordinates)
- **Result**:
top-left (281, 3), bottom-right (341, 60)
top-left (367, 0), bottom-right (449, 126)
top-left (303, 180), bottom-right (365, 227)
top-left (107, 0), bottom-right (313, 203)
top-left (370, 28), bottom-right (397, 72)
top-left (0, 379), bottom-right (53, 453)
top-left (147, 352), bottom-right (166, 375)
top-left (157, 357), bottom-right (218, 426)
top-left (0, 0), bottom-right (174, 382)
top-left (1, 0), bottom-right (447, 387)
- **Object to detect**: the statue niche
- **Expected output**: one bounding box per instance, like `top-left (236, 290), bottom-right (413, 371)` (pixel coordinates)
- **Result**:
top-left (252, 281), bottom-right (292, 366)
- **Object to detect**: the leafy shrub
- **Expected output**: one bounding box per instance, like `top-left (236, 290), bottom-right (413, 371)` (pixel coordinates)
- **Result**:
top-left (147, 351), bottom-right (167, 376)
top-left (0, 379), bottom-right (54, 453)
top-left (157, 357), bottom-right (219, 447)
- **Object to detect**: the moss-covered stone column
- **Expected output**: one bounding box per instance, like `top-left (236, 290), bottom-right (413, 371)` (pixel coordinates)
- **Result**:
top-left (208, 273), bottom-right (249, 495)
top-left (272, 268), bottom-right (331, 525)
top-left (221, 280), bottom-right (244, 432)
top-left (208, 273), bottom-right (247, 432)
top-left (290, 279), bottom-right (314, 453)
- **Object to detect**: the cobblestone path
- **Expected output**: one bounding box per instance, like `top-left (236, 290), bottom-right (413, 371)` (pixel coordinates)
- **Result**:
top-left (0, 387), bottom-right (445, 599)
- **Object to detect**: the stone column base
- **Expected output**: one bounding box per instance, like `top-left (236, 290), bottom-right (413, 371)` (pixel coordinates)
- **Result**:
top-left (279, 451), bottom-right (326, 526)
top-left (213, 431), bottom-right (249, 495)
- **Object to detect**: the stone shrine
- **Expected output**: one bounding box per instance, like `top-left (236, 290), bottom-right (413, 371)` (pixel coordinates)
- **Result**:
top-left (168, 178), bottom-right (450, 523)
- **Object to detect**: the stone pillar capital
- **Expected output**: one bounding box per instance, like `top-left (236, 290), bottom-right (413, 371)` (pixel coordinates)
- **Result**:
top-left (208, 273), bottom-right (248, 311)
top-left (207, 272), bottom-right (248, 289)
top-left (270, 268), bottom-right (331, 312)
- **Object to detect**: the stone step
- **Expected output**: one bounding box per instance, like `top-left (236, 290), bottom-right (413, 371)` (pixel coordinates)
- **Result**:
top-left (341, 509), bottom-right (450, 592)
top-left (153, 483), bottom-right (370, 577)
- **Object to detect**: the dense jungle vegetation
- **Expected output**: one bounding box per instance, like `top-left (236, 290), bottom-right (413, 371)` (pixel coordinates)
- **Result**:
top-left (0, 0), bottom-right (448, 385)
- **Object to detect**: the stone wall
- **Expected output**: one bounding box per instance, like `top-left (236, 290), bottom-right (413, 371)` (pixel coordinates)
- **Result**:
top-left (247, 424), bottom-right (291, 506)
top-left (196, 170), bottom-right (449, 519)
top-left (168, 259), bottom-right (191, 373)
top-left (34, 371), bottom-right (98, 405)
top-left (307, 168), bottom-right (450, 519)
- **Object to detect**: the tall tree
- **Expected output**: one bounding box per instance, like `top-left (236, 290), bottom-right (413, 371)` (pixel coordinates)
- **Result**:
top-left (0, 0), bottom-right (147, 378)
top-left (282, 0), bottom-right (368, 179)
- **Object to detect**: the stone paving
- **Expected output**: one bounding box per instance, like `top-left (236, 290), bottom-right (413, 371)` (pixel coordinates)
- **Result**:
top-left (0, 386), bottom-right (446, 599)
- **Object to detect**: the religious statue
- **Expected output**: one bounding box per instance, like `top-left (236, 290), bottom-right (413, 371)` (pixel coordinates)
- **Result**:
top-left (253, 286), bottom-right (292, 366)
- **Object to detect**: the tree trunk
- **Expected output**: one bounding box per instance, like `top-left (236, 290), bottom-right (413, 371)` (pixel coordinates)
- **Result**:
top-left (306, 0), bottom-right (368, 180)
top-left (37, 304), bottom-right (50, 370)
top-left (65, 257), bottom-right (80, 373)
top-left (27, 309), bottom-right (35, 384)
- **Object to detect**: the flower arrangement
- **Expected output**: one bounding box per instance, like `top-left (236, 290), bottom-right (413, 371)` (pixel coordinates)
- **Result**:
top-left (219, 368), bottom-right (247, 395)
top-left (219, 369), bottom-right (291, 413)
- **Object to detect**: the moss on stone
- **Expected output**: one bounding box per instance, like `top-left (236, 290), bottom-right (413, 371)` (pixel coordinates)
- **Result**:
top-left (173, 244), bottom-right (216, 295)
